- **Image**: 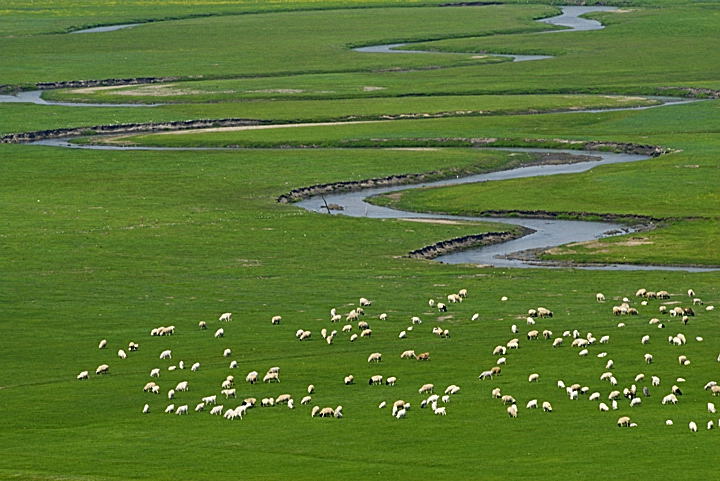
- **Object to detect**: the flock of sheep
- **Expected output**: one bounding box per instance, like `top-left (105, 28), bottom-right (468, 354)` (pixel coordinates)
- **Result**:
top-left (77, 285), bottom-right (718, 431)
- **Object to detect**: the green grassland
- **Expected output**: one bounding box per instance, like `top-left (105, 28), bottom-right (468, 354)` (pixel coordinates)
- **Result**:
top-left (0, 94), bottom-right (659, 137)
top-left (3, 1), bottom-right (720, 480)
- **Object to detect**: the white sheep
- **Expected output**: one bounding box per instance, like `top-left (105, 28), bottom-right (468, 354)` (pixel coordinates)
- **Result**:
top-left (299, 330), bottom-right (312, 341)
top-left (542, 401), bottom-right (552, 412)
top-left (198, 321), bottom-right (207, 330)
top-left (214, 328), bottom-right (224, 338)
top-left (142, 404), bottom-right (150, 414)
top-left (434, 406), bottom-right (447, 416)
top-left (507, 405), bottom-right (518, 418)
top-left (175, 405), bottom-right (188, 415)
top-left (117, 349), bottom-right (127, 360)
top-left (349, 334), bottom-right (358, 342)
top-left (398, 331), bottom-right (407, 339)
top-left (644, 353), bottom-right (653, 364)
top-left (344, 375), bottom-right (354, 385)
top-left (219, 312), bottom-right (232, 322)
top-left (223, 348), bottom-right (232, 357)
top-left (596, 293), bottom-right (605, 302)
top-left (221, 389), bottom-right (236, 399)
top-left (395, 408), bottom-right (407, 419)
top-left (77, 371), bottom-right (89, 380)
top-left (386, 376), bottom-right (397, 386)
top-left (528, 373), bottom-right (540, 383)
top-left (418, 383), bottom-right (434, 394)
top-left (210, 405), bottom-right (224, 415)
top-left (95, 364), bottom-right (109, 375)
top-left (526, 399), bottom-right (538, 409)
top-left (689, 421), bottom-right (698, 432)
top-left (665, 419), bottom-right (673, 426)
top-left (271, 315), bottom-right (282, 325)
top-left (367, 352), bottom-right (382, 363)
top-left (98, 339), bottom-right (107, 349)
top-left (263, 372), bottom-right (279, 383)
top-left (159, 350), bottom-right (172, 360)
top-left (164, 404), bottom-right (175, 414)
top-left (709, 402), bottom-right (717, 414)
top-left (175, 381), bottom-right (188, 392)
top-left (301, 396), bottom-right (312, 405)
top-left (195, 402), bottom-right (205, 412)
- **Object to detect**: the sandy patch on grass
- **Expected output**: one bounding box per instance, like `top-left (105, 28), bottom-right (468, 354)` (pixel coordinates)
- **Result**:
top-left (385, 147), bottom-right (440, 151)
top-left (69, 85), bottom-right (129, 93)
top-left (399, 218), bottom-right (465, 225)
top-left (70, 84), bottom-right (233, 96)
top-left (549, 237), bottom-right (653, 255)
top-left (249, 88), bottom-right (305, 93)
top-left (154, 120), bottom-right (383, 135)
top-left (363, 86), bottom-right (386, 91)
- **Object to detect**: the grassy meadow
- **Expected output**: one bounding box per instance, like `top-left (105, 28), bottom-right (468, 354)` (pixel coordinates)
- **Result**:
top-left (2, 1), bottom-right (720, 480)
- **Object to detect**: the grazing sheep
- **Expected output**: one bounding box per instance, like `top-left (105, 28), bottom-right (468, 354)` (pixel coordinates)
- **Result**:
top-left (271, 315), bottom-right (282, 325)
top-left (98, 339), bottom-right (108, 349)
top-left (349, 334), bottom-right (358, 342)
top-left (493, 345), bottom-right (507, 356)
top-left (542, 401), bottom-right (553, 412)
top-left (210, 405), bottom-right (224, 416)
top-left (367, 352), bottom-right (382, 363)
top-left (662, 394), bottom-right (678, 405)
top-left (644, 353), bottom-right (653, 364)
top-left (526, 399), bottom-right (538, 409)
top-left (221, 389), bottom-right (236, 399)
top-left (708, 402), bottom-right (717, 414)
top-left (344, 375), bottom-right (355, 385)
top-left (223, 348), bottom-right (232, 357)
top-left (245, 371), bottom-right (258, 384)
top-left (395, 408), bottom-right (407, 419)
top-left (617, 416), bottom-right (631, 427)
top-left (437, 303), bottom-right (447, 312)
top-left (143, 382), bottom-right (157, 392)
top-left (214, 328), bottom-right (224, 338)
top-left (202, 395), bottom-right (217, 405)
top-left (360, 329), bottom-right (372, 338)
top-left (434, 406), bottom-right (447, 416)
top-left (175, 405), bottom-right (189, 415)
top-left (417, 352), bottom-right (430, 361)
top-left (190, 362), bottom-right (200, 372)
top-left (578, 349), bottom-right (589, 357)
top-left (263, 372), bottom-right (280, 383)
top-left (164, 404), bottom-right (175, 414)
top-left (458, 289), bottom-right (468, 298)
top-left (689, 421), bottom-right (698, 432)
top-left (378, 313), bottom-right (388, 321)
top-left (299, 330), bottom-right (312, 341)
top-left (398, 330), bottom-right (407, 339)
top-left (301, 396), bottom-right (312, 405)
top-left (526, 318), bottom-right (536, 326)
top-left (599, 403), bottom-right (610, 412)
top-left (528, 373), bottom-right (540, 383)
top-left (159, 350), bottom-right (172, 360)
top-left (198, 321), bottom-right (207, 330)
top-left (77, 371), bottom-right (89, 380)
top-left (630, 397), bottom-right (642, 407)
top-left (552, 338), bottom-right (563, 348)
top-left (596, 293), bottom-right (606, 302)
top-left (472, 313), bottom-right (480, 321)
top-left (527, 330), bottom-right (539, 340)
top-left (95, 364), bottom-right (109, 375)
top-left (369, 375), bottom-right (383, 386)
top-left (334, 406), bottom-right (343, 418)
top-left (359, 297), bottom-right (372, 307)
top-left (342, 324), bottom-right (352, 333)
top-left (501, 395), bottom-right (516, 405)
top-left (478, 370), bottom-right (494, 380)
top-left (400, 350), bottom-right (417, 359)
top-left (507, 405), bottom-right (518, 418)
top-left (589, 392), bottom-right (600, 401)
top-left (386, 376), bottom-right (397, 386)
top-left (419, 383), bottom-right (434, 394)
top-left (219, 313), bottom-right (232, 322)
top-left (428, 299), bottom-right (435, 307)
top-left (142, 404), bottom-right (150, 414)
top-left (117, 349), bottom-right (127, 360)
